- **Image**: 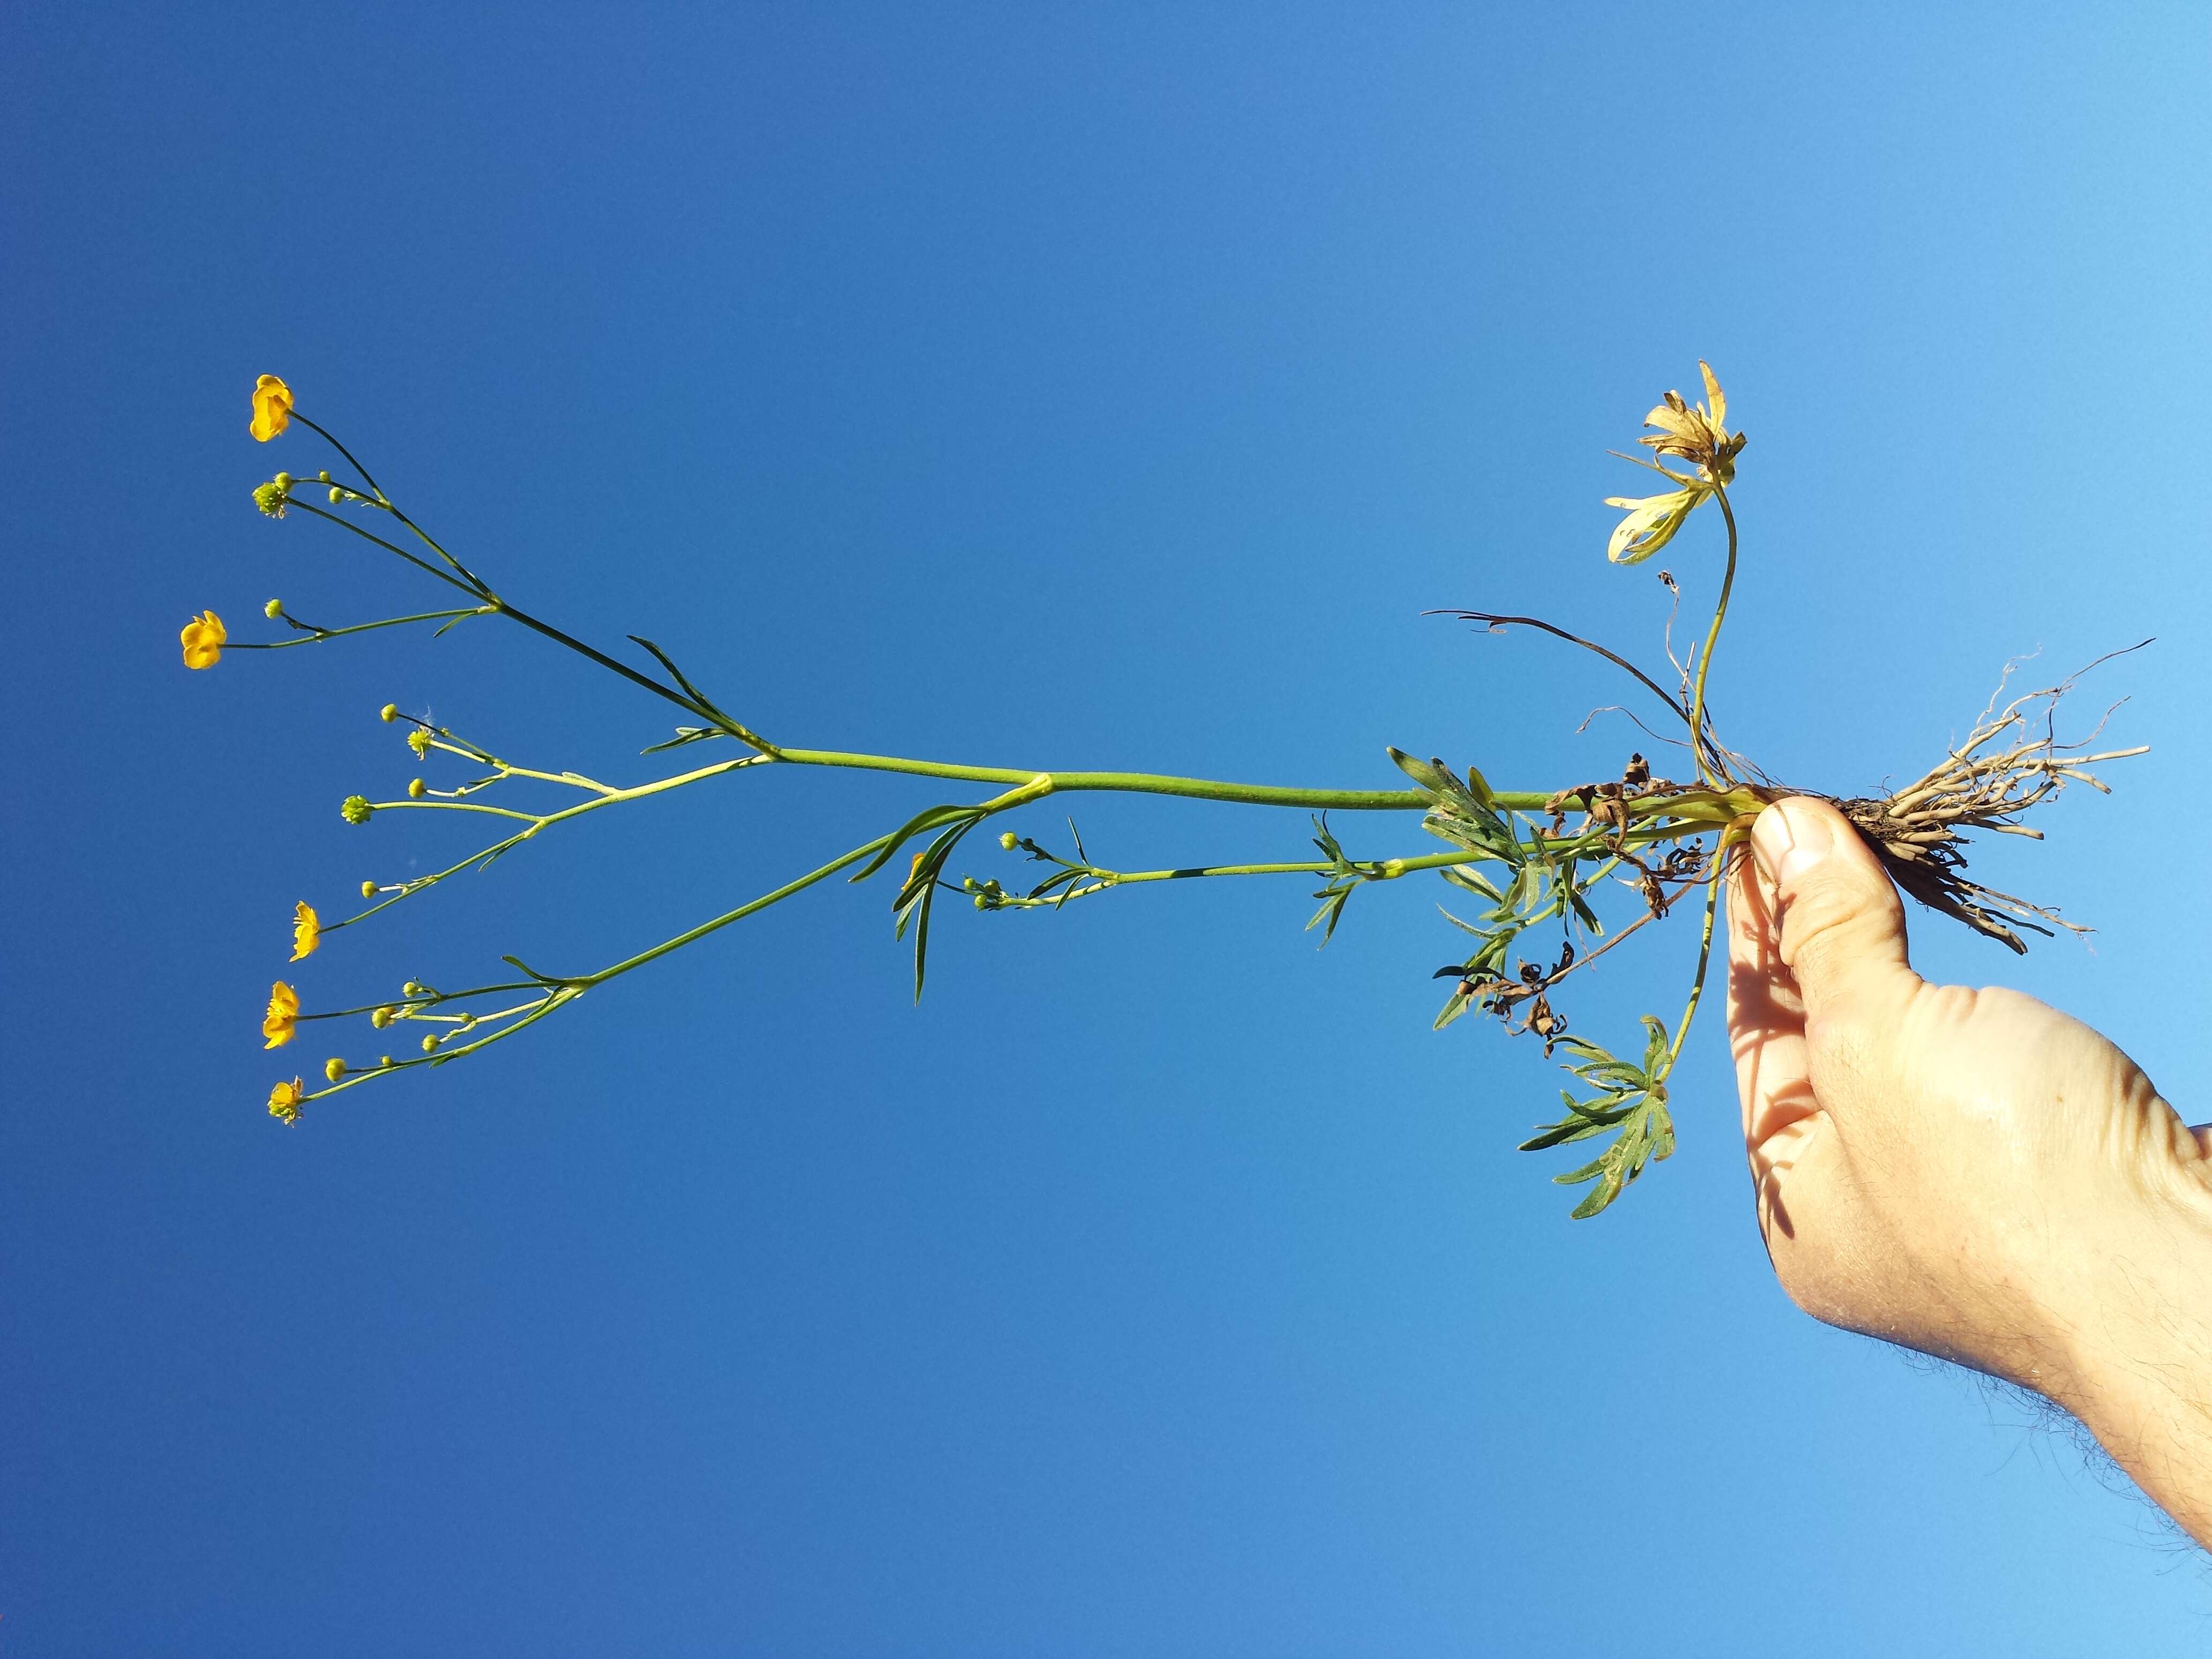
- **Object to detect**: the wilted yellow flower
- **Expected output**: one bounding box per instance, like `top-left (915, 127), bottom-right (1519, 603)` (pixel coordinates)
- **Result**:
top-left (180, 610), bottom-right (227, 669)
top-left (251, 375), bottom-right (293, 442)
top-left (1604, 485), bottom-right (1710, 565)
top-left (291, 900), bottom-right (321, 962)
top-left (267, 1077), bottom-right (305, 1125)
top-left (262, 981), bottom-right (300, 1049)
top-left (406, 727), bottom-right (434, 757)
top-left (1638, 361), bottom-right (1744, 484)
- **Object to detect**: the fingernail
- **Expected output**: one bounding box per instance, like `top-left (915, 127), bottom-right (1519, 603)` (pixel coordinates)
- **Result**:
top-left (1752, 798), bottom-right (1836, 888)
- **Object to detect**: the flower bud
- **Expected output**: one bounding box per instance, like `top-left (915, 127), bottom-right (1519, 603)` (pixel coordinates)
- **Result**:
top-left (264, 597), bottom-right (283, 618)
top-left (273, 473), bottom-right (293, 490)
top-left (407, 778), bottom-right (426, 798)
top-left (371, 1006), bottom-right (394, 1029)
top-left (317, 470), bottom-right (331, 483)
top-left (324, 1057), bottom-right (347, 1082)
top-left (341, 795), bottom-right (373, 825)
top-left (378, 1055), bottom-right (394, 1068)
top-left (379, 704), bottom-right (399, 723)
top-left (330, 487), bottom-right (345, 505)
top-left (999, 830), bottom-right (1019, 850)
top-left (402, 981), bottom-right (422, 996)
top-left (361, 879), bottom-right (378, 899)
top-left (421, 1034), bottom-right (439, 1053)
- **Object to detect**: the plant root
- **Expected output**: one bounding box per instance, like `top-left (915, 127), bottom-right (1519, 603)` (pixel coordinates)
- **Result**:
top-left (1822, 657), bottom-right (2149, 951)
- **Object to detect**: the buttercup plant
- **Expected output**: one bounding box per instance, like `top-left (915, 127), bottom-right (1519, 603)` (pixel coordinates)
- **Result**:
top-left (196, 367), bottom-right (2143, 1215)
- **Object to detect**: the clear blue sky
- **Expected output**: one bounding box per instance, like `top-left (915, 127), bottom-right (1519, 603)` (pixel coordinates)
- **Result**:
top-left (6, 3), bottom-right (2211, 1652)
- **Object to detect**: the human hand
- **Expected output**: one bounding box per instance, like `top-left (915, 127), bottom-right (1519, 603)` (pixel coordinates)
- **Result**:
top-left (1725, 796), bottom-right (2212, 1544)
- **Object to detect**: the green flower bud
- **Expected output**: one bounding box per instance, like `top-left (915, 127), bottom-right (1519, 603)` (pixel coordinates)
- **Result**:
top-left (264, 597), bottom-right (284, 619)
top-left (421, 1033), bottom-right (439, 1053)
top-left (998, 830), bottom-right (1019, 850)
top-left (407, 778), bottom-right (425, 799)
top-left (371, 1006), bottom-right (394, 1029)
top-left (273, 472), bottom-right (293, 490)
top-left (341, 795), bottom-right (373, 825)
top-left (324, 1057), bottom-right (347, 1083)
top-left (330, 487), bottom-right (345, 505)
top-left (317, 470), bottom-right (331, 483)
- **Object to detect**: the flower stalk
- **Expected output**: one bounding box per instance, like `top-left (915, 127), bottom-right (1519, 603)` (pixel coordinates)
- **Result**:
top-left (211, 365), bottom-right (2140, 1216)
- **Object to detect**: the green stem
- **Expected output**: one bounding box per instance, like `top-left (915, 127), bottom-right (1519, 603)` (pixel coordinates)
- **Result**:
top-left (1688, 484), bottom-right (1739, 784)
top-left (577, 832), bottom-right (897, 986)
top-left (287, 500), bottom-right (489, 599)
top-left (771, 748), bottom-right (1495, 812)
top-left (488, 597), bottom-right (783, 756)
top-left (230, 606), bottom-right (493, 649)
top-left (1665, 864), bottom-right (1725, 1068)
top-left (289, 413), bottom-right (388, 502)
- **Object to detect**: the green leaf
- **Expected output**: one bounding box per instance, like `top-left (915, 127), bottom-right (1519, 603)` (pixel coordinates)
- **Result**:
top-left (1568, 1165), bottom-right (1626, 1220)
top-left (1437, 906), bottom-right (1489, 939)
top-left (1306, 885), bottom-right (1353, 944)
top-left (1311, 814), bottom-right (1347, 864)
top-left (1441, 865), bottom-right (1503, 901)
top-left (640, 725), bottom-right (726, 755)
top-left (1386, 746), bottom-right (1446, 794)
top-left (852, 803), bottom-right (982, 883)
top-left (627, 634), bottom-right (729, 718)
top-left (1552, 1151), bottom-right (1609, 1187)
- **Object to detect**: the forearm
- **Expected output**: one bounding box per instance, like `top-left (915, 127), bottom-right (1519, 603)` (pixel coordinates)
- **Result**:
top-left (2047, 1153), bottom-right (2212, 1546)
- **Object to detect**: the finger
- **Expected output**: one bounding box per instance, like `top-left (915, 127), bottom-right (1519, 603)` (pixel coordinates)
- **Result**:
top-left (1750, 797), bottom-right (1917, 1025)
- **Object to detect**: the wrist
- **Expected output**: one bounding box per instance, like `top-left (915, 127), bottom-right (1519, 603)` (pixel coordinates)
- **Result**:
top-left (2043, 1155), bottom-right (2212, 1544)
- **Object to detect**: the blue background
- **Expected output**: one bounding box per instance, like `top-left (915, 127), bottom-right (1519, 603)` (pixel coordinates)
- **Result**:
top-left (5, 3), bottom-right (2210, 1652)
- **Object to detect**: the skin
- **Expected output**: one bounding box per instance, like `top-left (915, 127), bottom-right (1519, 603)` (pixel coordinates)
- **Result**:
top-left (1725, 797), bottom-right (2212, 1547)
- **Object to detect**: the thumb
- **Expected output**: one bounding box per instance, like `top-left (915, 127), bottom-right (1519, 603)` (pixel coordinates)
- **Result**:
top-left (1750, 797), bottom-right (1915, 1021)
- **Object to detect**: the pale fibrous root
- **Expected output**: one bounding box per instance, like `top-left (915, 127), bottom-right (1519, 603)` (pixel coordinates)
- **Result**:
top-left (1828, 654), bottom-right (2149, 952)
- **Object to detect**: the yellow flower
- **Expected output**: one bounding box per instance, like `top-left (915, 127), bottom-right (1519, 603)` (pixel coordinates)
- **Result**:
top-left (180, 610), bottom-right (227, 669)
top-left (1638, 361), bottom-right (1745, 484)
top-left (262, 981), bottom-right (300, 1049)
top-left (251, 375), bottom-right (293, 442)
top-left (1604, 484), bottom-right (1710, 565)
top-left (267, 1077), bottom-right (305, 1125)
top-left (291, 900), bottom-right (321, 962)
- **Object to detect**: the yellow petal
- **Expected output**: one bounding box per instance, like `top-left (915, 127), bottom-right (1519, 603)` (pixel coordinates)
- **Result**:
top-left (262, 980), bottom-right (300, 1048)
top-left (1699, 361), bottom-right (1726, 430)
top-left (251, 375), bottom-right (293, 442)
top-left (1642, 402), bottom-right (1700, 441)
top-left (290, 900), bottom-right (321, 962)
top-left (1605, 487), bottom-right (1706, 564)
top-left (180, 609), bottom-right (226, 670)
